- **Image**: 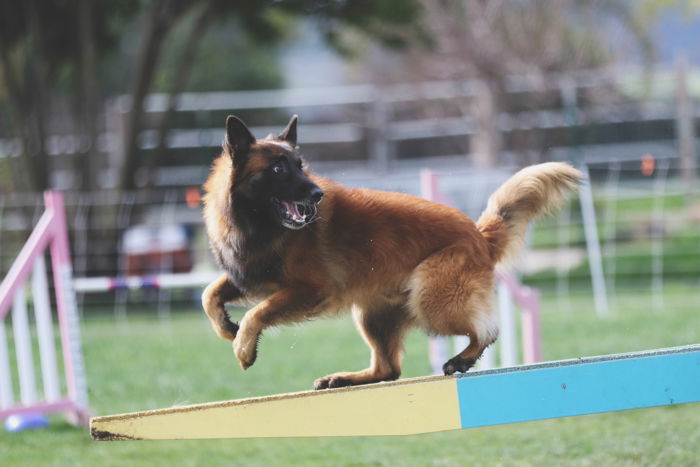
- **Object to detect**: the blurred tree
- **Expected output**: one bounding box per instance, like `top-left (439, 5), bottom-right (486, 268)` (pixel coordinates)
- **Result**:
top-left (0, 0), bottom-right (138, 192)
top-left (145, 2), bottom-right (293, 188)
top-left (0, 0), bottom-right (421, 192)
top-left (119, 0), bottom-right (423, 190)
top-left (387, 0), bottom-right (652, 168)
top-left (116, 0), bottom-right (191, 191)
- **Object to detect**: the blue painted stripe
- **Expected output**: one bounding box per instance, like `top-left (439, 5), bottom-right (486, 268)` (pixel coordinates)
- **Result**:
top-left (457, 349), bottom-right (700, 429)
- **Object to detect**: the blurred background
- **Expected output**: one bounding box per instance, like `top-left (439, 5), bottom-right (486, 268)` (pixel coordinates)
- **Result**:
top-left (1, 1), bottom-right (700, 463)
top-left (1, 0), bottom-right (699, 314)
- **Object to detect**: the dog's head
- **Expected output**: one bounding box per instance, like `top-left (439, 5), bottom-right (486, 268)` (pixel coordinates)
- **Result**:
top-left (225, 114), bottom-right (323, 230)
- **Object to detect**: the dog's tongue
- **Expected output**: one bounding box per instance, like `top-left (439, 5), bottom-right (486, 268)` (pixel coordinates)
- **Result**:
top-left (281, 201), bottom-right (304, 222)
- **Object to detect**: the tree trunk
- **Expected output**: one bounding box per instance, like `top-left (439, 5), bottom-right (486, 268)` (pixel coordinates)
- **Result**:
top-left (77, 0), bottom-right (100, 191)
top-left (23, 0), bottom-right (51, 190)
top-left (0, 0), bottom-right (52, 192)
top-left (146, 4), bottom-right (213, 188)
top-left (117, 0), bottom-right (187, 190)
top-left (470, 77), bottom-right (502, 168)
top-left (0, 36), bottom-right (34, 191)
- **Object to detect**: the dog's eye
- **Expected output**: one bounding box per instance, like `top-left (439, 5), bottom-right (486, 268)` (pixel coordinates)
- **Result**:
top-left (272, 162), bottom-right (286, 174)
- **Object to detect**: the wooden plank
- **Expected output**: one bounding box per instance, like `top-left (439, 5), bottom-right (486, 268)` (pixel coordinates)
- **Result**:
top-left (91, 344), bottom-right (700, 440)
top-left (457, 344), bottom-right (700, 428)
top-left (91, 376), bottom-right (459, 440)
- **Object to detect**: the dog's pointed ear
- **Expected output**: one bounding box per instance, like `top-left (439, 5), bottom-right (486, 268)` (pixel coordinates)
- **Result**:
top-left (278, 114), bottom-right (298, 146)
top-left (225, 115), bottom-right (255, 163)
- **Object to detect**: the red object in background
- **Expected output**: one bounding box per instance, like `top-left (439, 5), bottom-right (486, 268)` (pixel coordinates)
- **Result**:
top-left (186, 188), bottom-right (201, 209)
top-left (123, 225), bottom-right (192, 276)
top-left (641, 154), bottom-right (655, 176)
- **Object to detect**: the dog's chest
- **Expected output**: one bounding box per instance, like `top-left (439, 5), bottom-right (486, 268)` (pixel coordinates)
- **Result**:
top-left (215, 243), bottom-right (283, 294)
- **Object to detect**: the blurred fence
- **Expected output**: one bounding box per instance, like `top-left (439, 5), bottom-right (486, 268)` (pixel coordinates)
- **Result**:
top-left (1, 66), bottom-right (697, 190)
top-left (542, 158), bottom-right (700, 313)
top-left (0, 155), bottom-right (698, 316)
top-left (112, 65), bottom-right (696, 189)
top-left (0, 189), bottom-right (209, 314)
top-left (1, 65), bottom-right (699, 315)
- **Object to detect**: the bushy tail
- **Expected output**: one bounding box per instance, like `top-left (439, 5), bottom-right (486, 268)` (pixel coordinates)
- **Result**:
top-left (477, 162), bottom-right (583, 264)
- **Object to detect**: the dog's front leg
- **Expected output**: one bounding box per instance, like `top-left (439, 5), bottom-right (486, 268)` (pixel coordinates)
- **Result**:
top-left (234, 285), bottom-right (324, 370)
top-left (202, 274), bottom-right (244, 341)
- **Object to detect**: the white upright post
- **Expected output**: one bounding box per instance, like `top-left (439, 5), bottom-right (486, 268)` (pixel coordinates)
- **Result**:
top-left (556, 201), bottom-right (572, 313)
top-left (650, 159), bottom-right (670, 313)
top-left (579, 165), bottom-right (609, 317)
top-left (602, 162), bottom-right (621, 311)
top-left (13, 287), bottom-right (37, 405)
top-left (497, 281), bottom-right (517, 366)
top-left (32, 255), bottom-right (61, 402)
top-left (675, 54), bottom-right (697, 201)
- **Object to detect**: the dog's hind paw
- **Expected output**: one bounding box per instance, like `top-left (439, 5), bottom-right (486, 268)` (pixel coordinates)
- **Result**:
top-left (442, 357), bottom-right (476, 375)
top-left (313, 375), bottom-right (353, 390)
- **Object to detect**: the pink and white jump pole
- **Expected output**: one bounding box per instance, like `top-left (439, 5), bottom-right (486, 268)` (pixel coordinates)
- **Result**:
top-left (0, 191), bottom-right (90, 426)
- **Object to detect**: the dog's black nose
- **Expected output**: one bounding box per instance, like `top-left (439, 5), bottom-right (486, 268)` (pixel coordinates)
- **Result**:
top-left (309, 187), bottom-right (324, 203)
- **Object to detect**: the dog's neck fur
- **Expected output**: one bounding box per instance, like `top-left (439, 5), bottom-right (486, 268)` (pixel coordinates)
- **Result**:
top-left (230, 191), bottom-right (289, 252)
top-left (213, 161), bottom-right (290, 291)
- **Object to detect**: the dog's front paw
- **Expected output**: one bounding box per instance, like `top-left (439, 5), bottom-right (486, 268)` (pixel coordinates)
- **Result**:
top-left (313, 375), bottom-right (353, 390)
top-left (233, 331), bottom-right (259, 370)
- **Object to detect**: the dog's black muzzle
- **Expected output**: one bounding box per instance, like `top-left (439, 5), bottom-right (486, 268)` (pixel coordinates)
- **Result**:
top-left (272, 185), bottom-right (323, 230)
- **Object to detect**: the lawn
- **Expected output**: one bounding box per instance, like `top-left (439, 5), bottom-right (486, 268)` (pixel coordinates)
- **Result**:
top-left (1, 287), bottom-right (699, 466)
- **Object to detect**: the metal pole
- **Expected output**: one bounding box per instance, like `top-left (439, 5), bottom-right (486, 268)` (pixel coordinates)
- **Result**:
top-left (602, 161), bottom-right (621, 312)
top-left (675, 55), bottom-right (697, 203)
top-left (579, 165), bottom-right (609, 317)
top-left (651, 159), bottom-right (670, 313)
top-left (497, 281), bottom-right (517, 367)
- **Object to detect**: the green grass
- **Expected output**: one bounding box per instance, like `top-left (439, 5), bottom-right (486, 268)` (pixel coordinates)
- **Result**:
top-left (2, 288), bottom-right (700, 466)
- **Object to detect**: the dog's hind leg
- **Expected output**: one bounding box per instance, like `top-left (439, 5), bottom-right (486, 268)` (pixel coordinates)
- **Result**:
top-left (202, 274), bottom-right (243, 341)
top-left (439, 286), bottom-right (499, 375)
top-left (407, 244), bottom-right (499, 375)
top-left (313, 304), bottom-right (412, 389)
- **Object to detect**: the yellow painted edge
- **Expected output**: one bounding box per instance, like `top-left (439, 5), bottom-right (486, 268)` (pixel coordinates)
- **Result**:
top-left (91, 375), bottom-right (460, 439)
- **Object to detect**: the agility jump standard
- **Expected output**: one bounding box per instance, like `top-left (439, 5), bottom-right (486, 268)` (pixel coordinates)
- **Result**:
top-left (0, 192), bottom-right (90, 425)
top-left (91, 343), bottom-right (700, 440)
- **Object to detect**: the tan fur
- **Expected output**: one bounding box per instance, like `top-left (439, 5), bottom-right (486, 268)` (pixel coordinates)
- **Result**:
top-left (477, 162), bottom-right (583, 264)
top-left (203, 151), bottom-right (583, 388)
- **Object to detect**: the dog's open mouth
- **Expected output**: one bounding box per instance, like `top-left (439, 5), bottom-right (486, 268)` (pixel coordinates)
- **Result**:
top-left (272, 198), bottom-right (320, 230)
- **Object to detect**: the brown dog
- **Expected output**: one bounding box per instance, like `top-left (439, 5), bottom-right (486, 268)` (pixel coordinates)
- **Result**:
top-left (202, 114), bottom-right (582, 389)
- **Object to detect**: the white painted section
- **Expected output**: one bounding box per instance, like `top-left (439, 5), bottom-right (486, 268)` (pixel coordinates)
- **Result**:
top-left (497, 282), bottom-right (517, 367)
top-left (72, 271), bottom-right (219, 293)
top-left (13, 287), bottom-right (37, 405)
top-left (32, 256), bottom-right (61, 402)
top-left (157, 272), bottom-right (219, 288)
top-left (71, 277), bottom-right (112, 292)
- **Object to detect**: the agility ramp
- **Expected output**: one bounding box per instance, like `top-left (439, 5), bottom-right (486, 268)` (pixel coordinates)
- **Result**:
top-left (91, 344), bottom-right (700, 440)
